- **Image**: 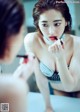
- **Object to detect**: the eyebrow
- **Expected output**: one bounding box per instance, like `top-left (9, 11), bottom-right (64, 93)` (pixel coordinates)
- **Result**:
top-left (41, 20), bottom-right (62, 23)
top-left (53, 20), bottom-right (62, 22)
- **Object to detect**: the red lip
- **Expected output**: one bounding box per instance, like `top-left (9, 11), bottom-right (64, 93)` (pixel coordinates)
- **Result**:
top-left (49, 36), bottom-right (57, 41)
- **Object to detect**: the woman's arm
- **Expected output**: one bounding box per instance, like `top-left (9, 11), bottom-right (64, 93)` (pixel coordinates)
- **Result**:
top-left (34, 58), bottom-right (54, 112)
top-left (48, 40), bottom-right (76, 91)
top-left (24, 34), bottom-right (54, 112)
top-left (13, 33), bottom-right (36, 81)
top-left (56, 57), bottom-right (75, 91)
top-left (13, 54), bottom-right (35, 81)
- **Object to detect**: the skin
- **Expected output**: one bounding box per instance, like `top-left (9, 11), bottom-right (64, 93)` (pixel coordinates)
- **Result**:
top-left (20, 9), bottom-right (80, 112)
top-left (0, 75), bottom-right (28, 112)
top-left (0, 26), bottom-right (34, 112)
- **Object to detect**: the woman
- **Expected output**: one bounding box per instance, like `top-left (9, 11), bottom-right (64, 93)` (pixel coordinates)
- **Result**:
top-left (23, 0), bottom-right (80, 112)
top-left (0, 0), bottom-right (35, 112)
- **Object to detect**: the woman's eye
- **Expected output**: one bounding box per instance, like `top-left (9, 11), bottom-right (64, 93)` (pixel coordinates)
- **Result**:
top-left (54, 23), bottom-right (61, 27)
top-left (42, 24), bottom-right (48, 27)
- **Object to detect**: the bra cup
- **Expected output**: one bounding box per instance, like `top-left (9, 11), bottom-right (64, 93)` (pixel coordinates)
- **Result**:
top-left (40, 62), bottom-right (60, 81)
top-left (40, 62), bottom-right (53, 77)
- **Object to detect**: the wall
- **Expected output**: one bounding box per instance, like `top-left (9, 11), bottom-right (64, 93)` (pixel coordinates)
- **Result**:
top-left (74, 3), bottom-right (80, 36)
top-left (23, 1), bottom-right (37, 27)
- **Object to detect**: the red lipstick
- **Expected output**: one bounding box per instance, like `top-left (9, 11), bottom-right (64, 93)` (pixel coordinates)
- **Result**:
top-left (49, 36), bottom-right (64, 48)
top-left (16, 55), bottom-right (29, 63)
top-left (49, 36), bottom-right (57, 41)
top-left (16, 54), bottom-right (35, 64)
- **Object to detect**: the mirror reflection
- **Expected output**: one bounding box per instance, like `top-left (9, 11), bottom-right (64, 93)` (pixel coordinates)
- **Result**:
top-left (0, 0), bottom-right (80, 112)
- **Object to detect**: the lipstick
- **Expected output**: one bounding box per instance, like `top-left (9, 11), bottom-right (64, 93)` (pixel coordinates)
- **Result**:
top-left (16, 55), bottom-right (28, 58)
top-left (49, 36), bottom-right (64, 48)
top-left (16, 55), bottom-right (28, 64)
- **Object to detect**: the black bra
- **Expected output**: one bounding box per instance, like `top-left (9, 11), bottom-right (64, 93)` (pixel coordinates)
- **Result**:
top-left (40, 62), bottom-right (69, 82)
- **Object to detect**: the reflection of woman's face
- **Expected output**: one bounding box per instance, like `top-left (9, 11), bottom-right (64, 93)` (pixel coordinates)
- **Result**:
top-left (38, 9), bottom-right (67, 44)
top-left (4, 26), bottom-right (24, 63)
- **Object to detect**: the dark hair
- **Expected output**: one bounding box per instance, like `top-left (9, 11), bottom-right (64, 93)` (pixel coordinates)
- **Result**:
top-left (0, 0), bottom-right (25, 58)
top-left (33, 0), bottom-right (72, 34)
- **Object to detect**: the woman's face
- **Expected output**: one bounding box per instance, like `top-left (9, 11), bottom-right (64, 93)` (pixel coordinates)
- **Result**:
top-left (38, 9), bottom-right (67, 45)
top-left (3, 26), bottom-right (24, 63)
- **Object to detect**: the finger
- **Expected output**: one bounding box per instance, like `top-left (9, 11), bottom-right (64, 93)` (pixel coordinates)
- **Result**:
top-left (48, 44), bottom-right (57, 53)
top-left (54, 44), bottom-right (58, 52)
top-left (19, 58), bottom-right (29, 64)
top-left (48, 39), bottom-right (62, 52)
top-left (19, 58), bottom-right (24, 64)
top-left (19, 53), bottom-right (36, 65)
top-left (56, 44), bottom-right (61, 51)
top-left (27, 52), bottom-right (35, 60)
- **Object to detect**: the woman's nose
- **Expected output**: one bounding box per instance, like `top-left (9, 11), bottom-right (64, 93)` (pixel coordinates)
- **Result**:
top-left (49, 26), bottom-right (55, 35)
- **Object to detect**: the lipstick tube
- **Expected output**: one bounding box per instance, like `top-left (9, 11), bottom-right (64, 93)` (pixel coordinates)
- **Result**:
top-left (16, 55), bottom-right (28, 58)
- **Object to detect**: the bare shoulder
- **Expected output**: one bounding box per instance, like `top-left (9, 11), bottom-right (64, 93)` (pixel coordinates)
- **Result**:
top-left (0, 75), bottom-right (27, 92)
top-left (24, 32), bottom-right (39, 52)
top-left (72, 35), bottom-right (80, 45)
top-left (24, 32), bottom-right (38, 45)
top-left (71, 35), bottom-right (80, 56)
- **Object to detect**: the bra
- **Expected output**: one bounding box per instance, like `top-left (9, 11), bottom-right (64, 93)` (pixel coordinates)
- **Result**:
top-left (40, 62), bottom-right (69, 82)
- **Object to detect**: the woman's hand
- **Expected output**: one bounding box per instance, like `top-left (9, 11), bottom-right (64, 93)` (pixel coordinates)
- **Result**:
top-left (48, 39), bottom-right (65, 59)
top-left (13, 52), bottom-right (36, 81)
top-left (45, 106), bottom-right (54, 112)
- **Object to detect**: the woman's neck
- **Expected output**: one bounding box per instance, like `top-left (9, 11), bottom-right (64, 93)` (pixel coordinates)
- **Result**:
top-left (63, 34), bottom-right (73, 50)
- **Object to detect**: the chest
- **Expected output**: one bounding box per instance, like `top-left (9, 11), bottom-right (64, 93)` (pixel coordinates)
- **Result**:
top-left (36, 46), bottom-right (73, 71)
